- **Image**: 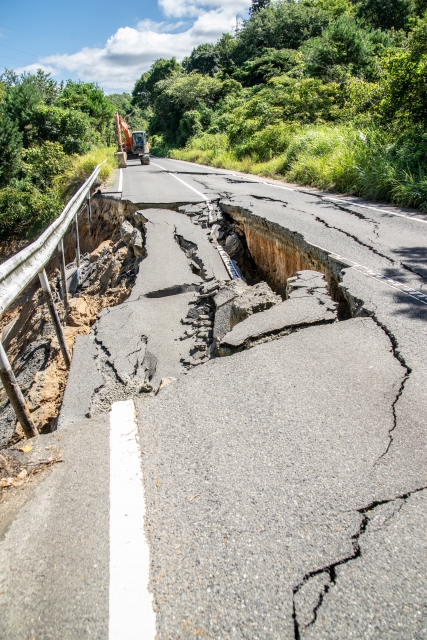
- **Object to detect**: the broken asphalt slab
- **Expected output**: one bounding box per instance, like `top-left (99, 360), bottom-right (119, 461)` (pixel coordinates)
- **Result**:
top-left (218, 294), bottom-right (338, 355)
top-left (136, 316), bottom-right (412, 639)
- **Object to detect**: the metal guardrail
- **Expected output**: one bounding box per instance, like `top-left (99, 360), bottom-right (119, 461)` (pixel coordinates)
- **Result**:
top-left (0, 162), bottom-right (105, 438)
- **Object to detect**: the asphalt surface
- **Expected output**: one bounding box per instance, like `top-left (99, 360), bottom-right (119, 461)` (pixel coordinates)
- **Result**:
top-left (1, 156), bottom-right (426, 638)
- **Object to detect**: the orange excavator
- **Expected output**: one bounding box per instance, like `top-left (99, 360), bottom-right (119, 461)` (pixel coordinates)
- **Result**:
top-left (114, 112), bottom-right (150, 165)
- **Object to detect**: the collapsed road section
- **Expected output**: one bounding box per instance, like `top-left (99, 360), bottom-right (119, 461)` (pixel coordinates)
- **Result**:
top-left (1, 158), bottom-right (427, 639)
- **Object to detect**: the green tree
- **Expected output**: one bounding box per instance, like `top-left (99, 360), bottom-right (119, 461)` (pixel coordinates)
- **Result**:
top-left (23, 69), bottom-right (61, 105)
top-left (234, 1), bottom-right (331, 64)
top-left (179, 110), bottom-right (203, 143)
top-left (132, 58), bottom-right (181, 110)
top-left (302, 16), bottom-right (391, 81)
top-left (22, 141), bottom-right (71, 190)
top-left (0, 104), bottom-right (23, 187)
top-left (33, 104), bottom-right (94, 154)
top-left (233, 48), bottom-right (301, 85)
top-left (216, 33), bottom-right (238, 75)
top-left (380, 16), bottom-right (427, 125)
top-left (356, 0), bottom-right (415, 31)
top-left (56, 81), bottom-right (114, 137)
top-left (308, 0), bottom-right (356, 17)
top-left (183, 44), bottom-right (220, 76)
top-left (250, 0), bottom-right (271, 15)
top-left (2, 80), bottom-right (43, 147)
top-left (151, 73), bottom-right (235, 142)
top-left (107, 93), bottom-right (149, 131)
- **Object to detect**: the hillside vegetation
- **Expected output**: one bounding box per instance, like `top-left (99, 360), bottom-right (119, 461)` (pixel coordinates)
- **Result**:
top-left (1, 0), bottom-right (427, 246)
top-left (131, 0), bottom-right (427, 209)
top-left (0, 71), bottom-right (118, 241)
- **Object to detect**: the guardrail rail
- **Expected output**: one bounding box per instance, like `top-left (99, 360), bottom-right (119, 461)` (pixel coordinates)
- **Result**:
top-left (0, 162), bottom-right (105, 438)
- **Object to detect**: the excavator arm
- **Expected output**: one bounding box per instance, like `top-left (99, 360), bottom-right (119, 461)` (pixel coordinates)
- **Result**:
top-left (114, 112), bottom-right (132, 154)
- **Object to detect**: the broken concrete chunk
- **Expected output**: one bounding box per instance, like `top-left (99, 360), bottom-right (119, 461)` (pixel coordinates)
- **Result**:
top-left (286, 270), bottom-right (328, 299)
top-left (120, 221), bottom-right (145, 257)
top-left (224, 233), bottom-right (244, 261)
top-left (201, 280), bottom-right (220, 295)
top-left (214, 278), bottom-right (248, 309)
top-left (218, 295), bottom-right (338, 356)
top-left (131, 228), bottom-right (145, 257)
top-left (120, 221), bottom-right (135, 246)
top-left (230, 281), bottom-right (281, 326)
top-left (133, 211), bottom-right (146, 225)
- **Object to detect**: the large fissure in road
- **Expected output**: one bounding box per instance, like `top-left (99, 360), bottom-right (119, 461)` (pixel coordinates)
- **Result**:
top-left (1, 192), bottom-right (355, 448)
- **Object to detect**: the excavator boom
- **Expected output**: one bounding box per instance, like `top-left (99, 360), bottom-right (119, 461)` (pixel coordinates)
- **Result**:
top-left (114, 112), bottom-right (132, 154)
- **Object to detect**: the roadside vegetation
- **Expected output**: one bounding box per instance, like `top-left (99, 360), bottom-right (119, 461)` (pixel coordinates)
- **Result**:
top-left (131, 0), bottom-right (427, 210)
top-left (0, 70), bottom-right (117, 242)
top-left (1, 0), bottom-right (427, 247)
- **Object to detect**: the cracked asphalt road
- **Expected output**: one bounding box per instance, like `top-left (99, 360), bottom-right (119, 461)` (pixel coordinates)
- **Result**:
top-left (1, 157), bottom-right (426, 639)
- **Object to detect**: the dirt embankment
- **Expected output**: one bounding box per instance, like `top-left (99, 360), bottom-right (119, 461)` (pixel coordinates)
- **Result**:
top-left (0, 196), bottom-right (145, 448)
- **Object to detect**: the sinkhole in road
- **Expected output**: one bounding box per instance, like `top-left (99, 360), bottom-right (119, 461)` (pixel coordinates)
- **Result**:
top-left (218, 202), bottom-right (352, 320)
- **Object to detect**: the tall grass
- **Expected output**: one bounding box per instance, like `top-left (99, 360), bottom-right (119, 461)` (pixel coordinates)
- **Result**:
top-left (58, 146), bottom-right (118, 197)
top-left (171, 125), bottom-right (427, 210)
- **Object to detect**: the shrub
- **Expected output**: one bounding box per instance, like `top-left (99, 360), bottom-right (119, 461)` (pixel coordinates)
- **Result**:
top-left (22, 141), bottom-right (71, 189)
top-left (0, 185), bottom-right (62, 238)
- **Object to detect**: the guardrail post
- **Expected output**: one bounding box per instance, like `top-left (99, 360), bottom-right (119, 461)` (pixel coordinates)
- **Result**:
top-left (0, 342), bottom-right (38, 439)
top-left (38, 270), bottom-right (71, 370)
top-left (74, 213), bottom-right (81, 276)
top-left (87, 191), bottom-right (92, 236)
top-left (57, 239), bottom-right (69, 323)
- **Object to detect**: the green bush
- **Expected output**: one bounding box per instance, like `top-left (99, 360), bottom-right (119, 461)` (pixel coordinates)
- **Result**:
top-left (22, 141), bottom-right (71, 189)
top-left (32, 104), bottom-right (94, 154)
top-left (0, 185), bottom-right (62, 239)
top-left (56, 81), bottom-right (114, 138)
top-left (179, 110), bottom-right (203, 144)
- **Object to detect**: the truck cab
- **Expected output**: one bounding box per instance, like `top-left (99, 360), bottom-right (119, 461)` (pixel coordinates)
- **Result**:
top-left (131, 131), bottom-right (150, 165)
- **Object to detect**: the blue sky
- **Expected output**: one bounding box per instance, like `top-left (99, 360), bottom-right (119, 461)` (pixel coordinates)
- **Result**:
top-left (0, 0), bottom-right (251, 92)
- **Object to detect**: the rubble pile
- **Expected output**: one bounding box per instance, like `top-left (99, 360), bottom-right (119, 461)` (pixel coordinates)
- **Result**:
top-left (0, 212), bottom-right (146, 448)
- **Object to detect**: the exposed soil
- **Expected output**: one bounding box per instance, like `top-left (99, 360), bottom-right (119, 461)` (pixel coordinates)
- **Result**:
top-left (0, 199), bottom-right (146, 448)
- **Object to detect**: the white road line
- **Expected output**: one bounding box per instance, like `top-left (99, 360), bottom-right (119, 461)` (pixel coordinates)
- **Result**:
top-left (310, 241), bottom-right (427, 306)
top-left (152, 161), bottom-right (427, 306)
top-left (155, 158), bottom-right (427, 224)
top-left (118, 168), bottom-right (123, 193)
top-left (151, 162), bottom-right (210, 202)
top-left (322, 196), bottom-right (427, 224)
top-left (109, 399), bottom-right (155, 640)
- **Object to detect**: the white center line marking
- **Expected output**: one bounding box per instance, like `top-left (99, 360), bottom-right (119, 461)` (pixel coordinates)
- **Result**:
top-left (109, 399), bottom-right (155, 640)
top-left (118, 168), bottom-right (123, 193)
top-left (152, 161), bottom-right (427, 306)
top-left (322, 196), bottom-right (427, 224)
top-left (151, 162), bottom-right (210, 202)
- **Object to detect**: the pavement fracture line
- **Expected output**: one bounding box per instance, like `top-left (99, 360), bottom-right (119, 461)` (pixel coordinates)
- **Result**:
top-left (152, 162), bottom-right (427, 306)
top-left (236, 175), bottom-right (427, 223)
top-left (156, 157), bottom-right (427, 224)
top-left (311, 241), bottom-right (427, 306)
top-left (118, 168), bottom-right (123, 193)
top-left (109, 399), bottom-right (155, 640)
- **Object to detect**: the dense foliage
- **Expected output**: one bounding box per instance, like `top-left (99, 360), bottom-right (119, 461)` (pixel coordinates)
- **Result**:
top-left (0, 70), bottom-right (115, 239)
top-left (130, 0), bottom-right (427, 209)
top-left (2, 0), bottom-right (427, 245)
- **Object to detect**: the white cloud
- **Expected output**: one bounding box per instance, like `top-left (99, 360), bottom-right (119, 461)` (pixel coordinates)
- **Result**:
top-left (16, 0), bottom-right (251, 92)
top-left (13, 62), bottom-right (58, 76)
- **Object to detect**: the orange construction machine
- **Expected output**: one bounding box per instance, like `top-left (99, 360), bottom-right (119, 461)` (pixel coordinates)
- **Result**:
top-left (114, 112), bottom-right (150, 165)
